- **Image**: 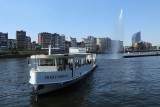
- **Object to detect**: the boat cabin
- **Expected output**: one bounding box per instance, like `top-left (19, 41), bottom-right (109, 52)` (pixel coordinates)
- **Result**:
top-left (30, 53), bottom-right (96, 72)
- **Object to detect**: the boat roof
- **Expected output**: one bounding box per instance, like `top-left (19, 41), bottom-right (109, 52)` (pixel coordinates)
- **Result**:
top-left (30, 53), bottom-right (95, 59)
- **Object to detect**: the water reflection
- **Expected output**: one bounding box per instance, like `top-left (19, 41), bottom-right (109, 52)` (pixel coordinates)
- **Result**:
top-left (0, 58), bottom-right (31, 107)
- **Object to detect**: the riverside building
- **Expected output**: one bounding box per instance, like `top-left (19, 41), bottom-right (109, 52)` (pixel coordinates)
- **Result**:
top-left (66, 37), bottom-right (77, 47)
top-left (82, 36), bottom-right (97, 52)
top-left (38, 32), bottom-right (65, 51)
top-left (111, 40), bottom-right (124, 52)
top-left (25, 36), bottom-right (31, 50)
top-left (132, 32), bottom-right (141, 45)
top-left (16, 30), bottom-right (26, 50)
top-left (96, 38), bottom-right (106, 52)
top-left (0, 32), bottom-right (8, 50)
top-left (8, 39), bottom-right (17, 50)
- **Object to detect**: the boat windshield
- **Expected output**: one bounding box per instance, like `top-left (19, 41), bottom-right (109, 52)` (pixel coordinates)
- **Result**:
top-left (38, 59), bottom-right (55, 66)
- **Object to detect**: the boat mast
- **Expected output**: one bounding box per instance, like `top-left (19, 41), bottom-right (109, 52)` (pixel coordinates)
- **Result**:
top-left (34, 53), bottom-right (37, 69)
top-left (48, 45), bottom-right (51, 55)
top-left (72, 58), bottom-right (75, 78)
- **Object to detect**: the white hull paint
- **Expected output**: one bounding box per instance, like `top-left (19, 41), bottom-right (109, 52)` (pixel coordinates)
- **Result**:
top-left (29, 49), bottom-right (97, 95)
top-left (33, 64), bottom-right (97, 95)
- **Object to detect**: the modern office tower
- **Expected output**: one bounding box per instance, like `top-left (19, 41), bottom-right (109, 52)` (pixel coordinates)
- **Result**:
top-left (16, 30), bottom-right (26, 50)
top-left (132, 32), bottom-right (141, 44)
top-left (0, 32), bottom-right (8, 50)
top-left (8, 39), bottom-right (17, 50)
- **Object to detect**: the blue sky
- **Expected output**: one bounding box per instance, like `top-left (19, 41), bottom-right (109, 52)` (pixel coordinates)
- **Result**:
top-left (0, 0), bottom-right (160, 46)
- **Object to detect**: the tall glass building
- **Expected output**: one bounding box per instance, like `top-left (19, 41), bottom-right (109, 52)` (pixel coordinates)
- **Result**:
top-left (132, 32), bottom-right (141, 44)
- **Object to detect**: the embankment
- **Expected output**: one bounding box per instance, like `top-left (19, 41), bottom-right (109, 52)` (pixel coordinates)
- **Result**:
top-left (0, 54), bottom-right (32, 59)
top-left (123, 53), bottom-right (160, 58)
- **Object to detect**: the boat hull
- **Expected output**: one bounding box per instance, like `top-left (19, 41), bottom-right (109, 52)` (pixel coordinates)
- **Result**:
top-left (32, 64), bottom-right (97, 95)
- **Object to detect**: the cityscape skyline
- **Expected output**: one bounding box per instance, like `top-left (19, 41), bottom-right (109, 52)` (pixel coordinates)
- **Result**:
top-left (0, 0), bottom-right (160, 46)
top-left (1, 30), bottom-right (125, 53)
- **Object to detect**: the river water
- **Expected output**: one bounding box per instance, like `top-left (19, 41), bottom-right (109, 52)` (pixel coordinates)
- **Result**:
top-left (0, 54), bottom-right (160, 107)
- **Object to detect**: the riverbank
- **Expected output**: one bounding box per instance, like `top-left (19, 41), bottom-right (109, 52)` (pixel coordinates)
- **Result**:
top-left (0, 50), bottom-right (45, 59)
top-left (123, 53), bottom-right (160, 58)
top-left (0, 50), bottom-right (67, 58)
top-left (0, 54), bottom-right (32, 59)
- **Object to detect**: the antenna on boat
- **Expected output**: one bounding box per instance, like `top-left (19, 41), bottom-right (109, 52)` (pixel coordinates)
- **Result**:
top-left (48, 45), bottom-right (51, 55)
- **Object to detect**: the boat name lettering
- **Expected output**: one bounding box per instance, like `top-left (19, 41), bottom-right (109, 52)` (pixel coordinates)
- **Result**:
top-left (45, 75), bottom-right (68, 79)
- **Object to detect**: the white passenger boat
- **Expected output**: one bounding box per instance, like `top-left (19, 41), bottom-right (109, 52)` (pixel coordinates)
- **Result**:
top-left (29, 47), bottom-right (97, 95)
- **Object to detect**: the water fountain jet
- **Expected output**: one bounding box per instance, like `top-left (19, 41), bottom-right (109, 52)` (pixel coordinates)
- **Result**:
top-left (111, 9), bottom-right (124, 59)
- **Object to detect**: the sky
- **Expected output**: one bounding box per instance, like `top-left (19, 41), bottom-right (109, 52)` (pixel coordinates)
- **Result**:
top-left (0, 0), bottom-right (160, 46)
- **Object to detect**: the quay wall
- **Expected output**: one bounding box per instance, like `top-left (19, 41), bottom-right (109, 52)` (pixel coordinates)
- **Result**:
top-left (0, 54), bottom-right (32, 59)
top-left (123, 53), bottom-right (160, 58)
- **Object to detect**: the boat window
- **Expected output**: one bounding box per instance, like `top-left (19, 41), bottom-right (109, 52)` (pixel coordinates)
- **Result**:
top-left (38, 59), bottom-right (55, 66)
top-left (57, 58), bottom-right (63, 66)
top-left (75, 60), bottom-right (81, 68)
top-left (68, 59), bottom-right (73, 64)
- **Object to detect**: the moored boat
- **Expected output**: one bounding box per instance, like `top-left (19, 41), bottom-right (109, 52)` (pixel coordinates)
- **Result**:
top-left (29, 47), bottom-right (97, 95)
